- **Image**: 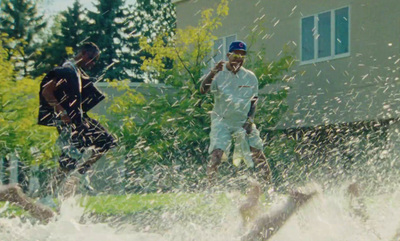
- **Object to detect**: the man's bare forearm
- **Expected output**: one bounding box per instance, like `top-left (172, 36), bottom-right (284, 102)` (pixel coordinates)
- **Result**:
top-left (42, 80), bottom-right (65, 113)
top-left (42, 79), bottom-right (72, 126)
top-left (247, 97), bottom-right (258, 120)
top-left (200, 60), bottom-right (224, 94)
top-left (200, 70), bottom-right (217, 94)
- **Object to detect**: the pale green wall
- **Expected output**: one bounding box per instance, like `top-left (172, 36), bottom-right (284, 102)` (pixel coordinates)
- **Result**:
top-left (175, 0), bottom-right (400, 129)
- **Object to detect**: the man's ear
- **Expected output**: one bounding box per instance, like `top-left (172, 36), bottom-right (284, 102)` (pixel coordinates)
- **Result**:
top-left (226, 52), bottom-right (231, 59)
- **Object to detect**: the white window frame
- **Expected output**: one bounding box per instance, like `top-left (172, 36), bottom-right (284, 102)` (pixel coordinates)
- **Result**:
top-left (300, 6), bottom-right (350, 65)
top-left (211, 34), bottom-right (237, 65)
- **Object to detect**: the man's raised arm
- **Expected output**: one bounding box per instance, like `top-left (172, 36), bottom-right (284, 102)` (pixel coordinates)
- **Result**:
top-left (200, 60), bottom-right (224, 94)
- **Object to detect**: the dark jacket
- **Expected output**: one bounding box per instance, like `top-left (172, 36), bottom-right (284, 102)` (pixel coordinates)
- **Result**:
top-left (38, 66), bottom-right (105, 127)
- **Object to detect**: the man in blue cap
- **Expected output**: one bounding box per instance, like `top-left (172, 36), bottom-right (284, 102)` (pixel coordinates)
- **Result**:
top-left (200, 40), bottom-right (271, 182)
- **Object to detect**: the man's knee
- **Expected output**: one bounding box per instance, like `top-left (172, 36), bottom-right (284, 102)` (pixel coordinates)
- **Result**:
top-left (211, 149), bottom-right (224, 160)
top-left (89, 130), bottom-right (117, 154)
top-left (209, 149), bottom-right (224, 167)
top-left (58, 154), bottom-right (77, 171)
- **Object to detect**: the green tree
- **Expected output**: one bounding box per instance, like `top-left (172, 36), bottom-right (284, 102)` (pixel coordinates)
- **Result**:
top-left (136, 0), bottom-right (176, 38)
top-left (107, 0), bottom-right (295, 191)
top-left (118, 0), bottom-right (176, 83)
top-left (59, 0), bottom-right (89, 52)
top-left (117, 5), bottom-right (145, 82)
top-left (87, 0), bottom-right (128, 81)
top-left (107, 0), bottom-right (230, 191)
top-left (0, 0), bottom-right (47, 76)
top-left (32, 0), bottom-right (89, 76)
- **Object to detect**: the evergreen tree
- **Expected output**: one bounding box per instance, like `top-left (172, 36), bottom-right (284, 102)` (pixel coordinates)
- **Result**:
top-left (123, 0), bottom-right (176, 82)
top-left (32, 0), bottom-right (89, 76)
top-left (59, 0), bottom-right (89, 52)
top-left (0, 0), bottom-right (47, 76)
top-left (87, 0), bottom-right (128, 81)
top-left (136, 0), bottom-right (176, 38)
top-left (119, 5), bottom-right (145, 82)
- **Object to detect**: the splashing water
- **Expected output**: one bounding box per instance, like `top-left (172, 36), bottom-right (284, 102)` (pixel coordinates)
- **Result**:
top-left (271, 188), bottom-right (400, 241)
top-left (0, 198), bottom-right (165, 241)
top-left (1, 182), bottom-right (400, 241)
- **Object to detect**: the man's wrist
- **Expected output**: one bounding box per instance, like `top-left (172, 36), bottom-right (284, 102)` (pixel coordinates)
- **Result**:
top-left (210, 69), bottom-right (218, 75)
top-left (247, 117), bottom-right (254, 124)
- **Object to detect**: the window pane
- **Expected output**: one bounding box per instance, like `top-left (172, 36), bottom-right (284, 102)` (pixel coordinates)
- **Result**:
top-left (335, 7), bottom-right (349, 55)
top-left (301, 16), bottom-right (314, 61)
top-left (225, 35), bottom-right (237, 56)
top-left (213, 38), bottom-right (223, 63)
top-left (318, 11), bottom-right (331, 58)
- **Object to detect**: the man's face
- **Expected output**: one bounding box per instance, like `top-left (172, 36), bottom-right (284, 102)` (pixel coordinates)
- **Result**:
top-left (227, 50), bottom-right (246, 71)
top-left (81, 50), bottom-right (100, 70)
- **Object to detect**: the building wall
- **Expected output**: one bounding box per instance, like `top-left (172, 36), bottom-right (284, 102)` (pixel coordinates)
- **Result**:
top-left (174, 0), bottom-right (400, 129)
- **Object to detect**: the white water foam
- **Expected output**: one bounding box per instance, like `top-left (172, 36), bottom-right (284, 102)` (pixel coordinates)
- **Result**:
top-left (0, 197), bottom-right (166, 241)
top-left (1, 184), bottom-right (400, 241)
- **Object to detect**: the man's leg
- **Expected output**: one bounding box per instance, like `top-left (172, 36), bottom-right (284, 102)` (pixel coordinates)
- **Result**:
top-left (241, 189), bottom-right (317, 241)
top-left (347, 182), bottom-right (382, 240)
top-left (0, 185), bottom-right (55, 222)
top-left (240, 181), bottom-right (262, 225)
top-left (53, 123), bottom-right (92, 198)
top-left (46, 124), bottom-right (82, 198)
top-left (75, 116), bottom-right (116, 174)
top-left (250, 147), bottom-right (271, 182)
top-left (347, 182), bottom-right (368, 221)
top-left (207, 149), bottom-right (224, 182)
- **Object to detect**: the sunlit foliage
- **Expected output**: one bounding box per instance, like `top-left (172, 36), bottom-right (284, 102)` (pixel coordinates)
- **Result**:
top-left (106, 0), bottom-right (295, 191)
top-left (0, 35), bottom-right (58, 169)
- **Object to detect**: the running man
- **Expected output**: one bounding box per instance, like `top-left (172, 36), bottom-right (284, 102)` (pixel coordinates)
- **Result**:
top-left (200, 40), bottom-right (271, 181)
top-left (38, 42), bottom-right (116, 193)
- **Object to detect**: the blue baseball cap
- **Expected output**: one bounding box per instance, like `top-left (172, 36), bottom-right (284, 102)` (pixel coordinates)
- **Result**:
top-left (228, 40), bottom-right (247, 53)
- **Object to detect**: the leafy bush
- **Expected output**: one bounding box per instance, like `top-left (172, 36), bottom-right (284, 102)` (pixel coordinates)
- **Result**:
top-left (0, 34), bottom-right (59, 186)
top-left (105, 0), bottom-right (296, 191)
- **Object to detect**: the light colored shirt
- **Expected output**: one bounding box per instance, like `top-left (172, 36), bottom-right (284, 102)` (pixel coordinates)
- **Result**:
top-left (210, 65), bottom-right (259, 126)
top-left (63, 60), bottom-right (82, 94)
top-left (63, 60), bottom-right (83, 119)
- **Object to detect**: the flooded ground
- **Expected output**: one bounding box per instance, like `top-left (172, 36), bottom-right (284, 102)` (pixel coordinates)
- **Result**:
top-left (1, 181), bottom-right (400, 241)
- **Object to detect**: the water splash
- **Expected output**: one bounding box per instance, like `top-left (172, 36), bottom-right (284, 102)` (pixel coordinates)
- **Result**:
top-left (1, 182), bottom-right (400, 241)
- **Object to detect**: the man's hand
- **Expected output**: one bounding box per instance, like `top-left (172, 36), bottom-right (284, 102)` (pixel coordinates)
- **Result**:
top-left (60, 113), bottom-right (72, 124)
top-left (243, 121), bottom-right (253, 135)
top-left (211, 60), bottom-right (224, 75)
top-left (55, 105), bottom-right (72, 124)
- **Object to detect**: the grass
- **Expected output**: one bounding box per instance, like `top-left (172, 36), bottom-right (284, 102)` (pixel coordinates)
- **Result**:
top-left (82, 192), bottom-right (233, 215)
top-left (0, 192), bottom-right (235, 218)
top-left (0, 202), bottom-right (28, 218)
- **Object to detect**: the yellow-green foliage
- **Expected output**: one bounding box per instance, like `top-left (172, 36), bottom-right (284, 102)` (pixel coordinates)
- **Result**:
top-left (102, 1), bottom-right (231, 192)
top-left (107, 80), bottom-right (146, 130)
top-left (0, 35), bottom-right (58, 166)
top-left (106, 0), bottom-right (295, 190)
top-left (139, 0), bottom-right (230, 88)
